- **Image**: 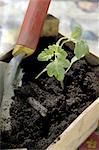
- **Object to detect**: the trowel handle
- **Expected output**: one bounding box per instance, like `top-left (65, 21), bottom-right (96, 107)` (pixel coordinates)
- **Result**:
top-left (13, 0), bottom-right (51, 57)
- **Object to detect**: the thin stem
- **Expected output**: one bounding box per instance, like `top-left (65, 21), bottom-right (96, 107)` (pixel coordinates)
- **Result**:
top-left (35, 68), bottom-right (47, 79)
top-left (60, 39), bottom-right (70, 48)
top-left (56, 37), bottom-right (68, 46)
top-left (65, 65), bottom-right (72, 74)
top-left (60, 80), bottom-right (64, 89)
top-left (65, 56), bottom-right (78, 74)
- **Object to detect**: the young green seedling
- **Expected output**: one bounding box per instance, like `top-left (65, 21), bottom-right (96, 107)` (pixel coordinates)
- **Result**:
top-left (36, 25), bottom-right (89, 86)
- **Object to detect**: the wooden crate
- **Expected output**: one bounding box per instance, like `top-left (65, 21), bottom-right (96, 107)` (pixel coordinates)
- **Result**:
top-left (46, 52), bottom-right (99, 150)
top-left (47, 98), bottom-right (99, 150)
top-left (0, 35), bottom-right (99, 150)
top-left (1, 53), bottom-right (99, 150)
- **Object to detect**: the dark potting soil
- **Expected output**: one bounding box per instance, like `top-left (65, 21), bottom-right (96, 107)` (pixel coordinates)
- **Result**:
top-left (1, 35), bottom-right (99, 150)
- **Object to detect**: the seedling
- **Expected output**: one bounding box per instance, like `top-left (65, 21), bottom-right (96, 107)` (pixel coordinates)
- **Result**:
top-left (36, 25), bottom-right (89, 85)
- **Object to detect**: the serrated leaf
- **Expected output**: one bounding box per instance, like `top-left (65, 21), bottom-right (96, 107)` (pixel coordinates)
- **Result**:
top-left (46, 62), bottom-right (55, 77)
top-left (58, 58), bottom-right (70, 68)
top-left (46, 60), bottom-right (65, 81)
top-left (71, 25), bottom-right (82, 40)
top-left (48, 44), bottom-right (57, 51)
top-left (37, 47), bottom-right (54, 61)
top-left (74, 40), bottom-right (89, 59)
top-left (55, 46), bottom-right (68, 59)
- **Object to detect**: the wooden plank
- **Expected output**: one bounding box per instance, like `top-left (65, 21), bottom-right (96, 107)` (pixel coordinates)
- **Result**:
top-left (47, 98), bottom-right (99, 150)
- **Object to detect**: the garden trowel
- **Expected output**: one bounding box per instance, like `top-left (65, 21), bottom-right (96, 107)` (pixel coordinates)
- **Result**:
top-left (1, 0), bottom-right (51, 131)
top-left (6, 0), bottom-right (51, 86)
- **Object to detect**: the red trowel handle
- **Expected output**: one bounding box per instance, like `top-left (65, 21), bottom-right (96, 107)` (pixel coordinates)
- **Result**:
top-left (13, 0), bottom-right (51, 57)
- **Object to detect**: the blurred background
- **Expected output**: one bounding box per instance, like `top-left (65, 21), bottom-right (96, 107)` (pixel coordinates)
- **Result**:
top-left (0, 0), bottom-right (99, 57)
top-left (0, 0), bottom-right (99, 149)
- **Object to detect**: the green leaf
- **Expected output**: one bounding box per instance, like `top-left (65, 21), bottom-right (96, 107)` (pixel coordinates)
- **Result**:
top-left (71, 25), bottom-right (82, 40)
top-left (46, 60), bottom-right (65, 81)
top-left (55, 46), bottom-right (68, 60)
top-left (48, 44), bottom-right (57, 51)
top-left (46, 62), bottom-right (55, 77)
top-left (74, 40), bottom-right (89, 59)
top-left (37, 44), bottom-right (69, 81)
top-left (37, 47), bottom-right (54, 61)
top-left (37, 44), bottom-right (67, 61)
top-left (58, 58), bottom-right (70, 68)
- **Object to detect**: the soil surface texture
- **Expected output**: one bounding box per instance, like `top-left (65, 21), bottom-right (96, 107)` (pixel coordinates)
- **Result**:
top-left (1, 35), bottom-right (99, 150)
